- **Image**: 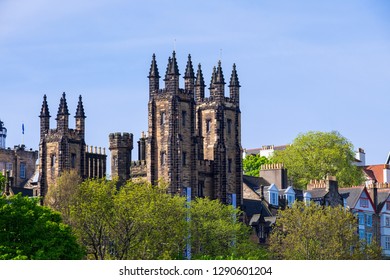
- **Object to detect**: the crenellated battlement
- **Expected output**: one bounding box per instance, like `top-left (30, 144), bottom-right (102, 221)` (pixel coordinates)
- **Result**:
top-left (109, 132), bottom-right (133, 150)
top-left (261, 163), bottom-right (285, 170)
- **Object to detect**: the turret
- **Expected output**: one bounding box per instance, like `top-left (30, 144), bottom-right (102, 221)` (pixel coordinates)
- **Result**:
top-left (75, 95), bottom-right (86, 139)
top-left (0, 120), bottom-right (7, 149)
top-left (148, 54), bottom-right (160, 98)
top-left (195, 64), bottom-right (205, 102)
top-left (39, 94), bottom-right (50, 140)
top-left (184, 54), bottom-right (195, 93)
top-left (109, 132), bottom-right (133, 185)
top-left (229, 63), bottom-right (240, 105)
top-left (137, 131), bottom-right (146, 161)
top-left (164, 51), bottom-right (180, 92)
top-left (56, 92), bottom-right (70, 133)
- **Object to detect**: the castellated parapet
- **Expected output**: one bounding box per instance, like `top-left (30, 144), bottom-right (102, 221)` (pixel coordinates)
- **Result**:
top-left (109, 132), bottom-right (133, 184)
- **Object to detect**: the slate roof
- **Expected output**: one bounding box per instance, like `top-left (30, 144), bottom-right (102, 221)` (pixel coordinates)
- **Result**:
top-left (339, 187), bottom-right (364, 208)
top-left (242, 175), bottom-right (273, 218)
top-left (305, 188), bottom-right (328, 199)
top-left (243, 175), bottom-right (269, 193)
top-left (376, 189), bottom-right (390, 212)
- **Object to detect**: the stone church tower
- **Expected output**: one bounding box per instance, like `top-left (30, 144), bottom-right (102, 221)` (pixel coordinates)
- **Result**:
top-left (139, 52), bottom-right (242, 206)
top-left (38, 93), bottom-right (106, 196)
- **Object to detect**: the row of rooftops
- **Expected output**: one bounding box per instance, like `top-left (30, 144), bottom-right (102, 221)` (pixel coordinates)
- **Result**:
top-left (244, 174), bottom-right (390, 217)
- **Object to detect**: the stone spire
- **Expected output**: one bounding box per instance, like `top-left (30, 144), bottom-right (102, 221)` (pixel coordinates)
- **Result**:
top-left (184, 54), bottom-right (195, 92)
top-left (209, 66), bottom-right (217, 90)
top-left (40, 94), bottom-right (50, 118)
top-left (229, 63), bottom-right (240, 104)
top-left (75, 95), bottom-right (86, 118)
top-left (195, 63), bottom-right (205, 101)
top-left (148, 54), bottom-right (160, 97)
top-left (57, 92), bottom-right (70, 117)
top-left (164, 51), bottom-right (180, 92)
top-left (168, 51), bottom-right (180, 76)
top-left (39, 94), bottom-right (50, 139)
top-left (210, 61), bottom-right (225, 100)
top-left (75, 95), bottom-right (86, 138)
top-left (215, 60), bottom-right (225, 85)
top-left (56, 92), bottom-right (70, 132)
top-left (148, 53), bottom-right (160, 78)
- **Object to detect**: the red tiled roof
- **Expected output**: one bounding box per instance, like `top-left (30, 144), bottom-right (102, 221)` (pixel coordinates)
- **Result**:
top-left (363, 165), bottom-right (386, 183)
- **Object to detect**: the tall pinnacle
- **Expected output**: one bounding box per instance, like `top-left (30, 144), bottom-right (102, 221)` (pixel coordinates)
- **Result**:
top-left (215, 60), bottom-right (225, 84)
top-left (184, 54), bottom-right (195, 79)
top-left (40, 94), bottom-right (51, 118)
top-left (209, 66), bottom-right (217, 89)
top-left (148, 53), bottom-right (160, 78)
top-left (75, 95), bottom-right (86, 118)
top-left (195, 64), bottom-right (205, 87)
top-left (57, 92), bottom-right (70, 117)
top-left (168, 51), bottom-right (180, 76)
top-left (229, 63), bottom-right (240, 88)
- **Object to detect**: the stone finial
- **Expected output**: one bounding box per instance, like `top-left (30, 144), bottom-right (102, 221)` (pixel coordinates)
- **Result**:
top-left (215, 60), bottom-right (225, 84)
top-left (229, 63), bottom-right (240, 88)
top-left (57, 92), bottom-right (70, 116)
top-left (75, 95), bottom-right (86, 118)
top-left (148, 53), bottom-right (160, 78)
top-left (184, 54), bottom-right (195, 79)
top-left (40, 94), bottom-right (51, 118)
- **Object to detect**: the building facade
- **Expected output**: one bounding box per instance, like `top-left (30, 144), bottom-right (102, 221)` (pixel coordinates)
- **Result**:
top-left (111, 52), bottom-right (243, 206)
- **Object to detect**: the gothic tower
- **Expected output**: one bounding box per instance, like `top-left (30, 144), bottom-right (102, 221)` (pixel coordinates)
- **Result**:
top-left (196, 60), bottom-right (242, 205)
top-left (142, 52), bottom-right (242, 206)
top-left (38, 93), bottom-right (106, 197)
top-left (146, 52), bottom-right (198, 195)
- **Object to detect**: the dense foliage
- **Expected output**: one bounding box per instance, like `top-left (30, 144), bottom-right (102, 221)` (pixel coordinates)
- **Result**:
top-left (0, 194), bottom-right (84, 260)
top-left (0, 173), bottom-right (4, 194)
top-left (272, 131), bottom-right (364, 189)
top-left (190, 197), bottom-right (268, 259)
top-left (269, 202), bottom-right (382, 260)
top-left (243, 154), bottom-right (271, 177)
top-left (45, 173), bottom-right (265, 260)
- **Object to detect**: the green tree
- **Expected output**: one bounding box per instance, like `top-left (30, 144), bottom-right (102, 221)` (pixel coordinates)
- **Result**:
top-left (272, 131), bottom-right (364, 189)
top-left (190, 197), bottom-right (267, 260)
top-left (243, 154), bottom-right (270, 177)
top-left (70, 179), bottom-right (187, 260)
top-left (44, 170), bottom-right (82, 224)
top-left (0, 173), bottom-right (5, 194)
top-left (268, 202), bottom-right (382, 260)
top-left (0, 194), bottom-right (84, 260)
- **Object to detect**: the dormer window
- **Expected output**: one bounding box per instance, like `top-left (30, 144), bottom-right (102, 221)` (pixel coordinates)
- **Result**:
top-left (268, 184), bottom-right (279, 206)
top-left (284, 186), bottom-right (295, 207)
top-left (270, 192), bottom-right (278, 205)
top-left (304, 192), bottom-right (312, 205)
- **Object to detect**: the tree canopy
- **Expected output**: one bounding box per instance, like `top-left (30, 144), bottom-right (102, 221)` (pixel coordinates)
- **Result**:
top-left (0, 194), bottom-right (84, 260)
top-left (272, 131), bottom-right (364, 189)
top-left (46, 172), bottom-right (266, 260)
top-left (243, 154), bottom-right (271, 177)
top-left (190, 197), bottom-right (267, 259)
top-left (0, 173), bottom-right (5, 194)
top-left (268, 201), bottom-right (382, 260)
top-left (44, 169), bottom-right (82, 225)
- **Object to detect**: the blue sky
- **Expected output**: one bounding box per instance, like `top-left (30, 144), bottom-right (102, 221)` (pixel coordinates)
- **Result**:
top-left (0, 0), bottom-right (389, 170)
